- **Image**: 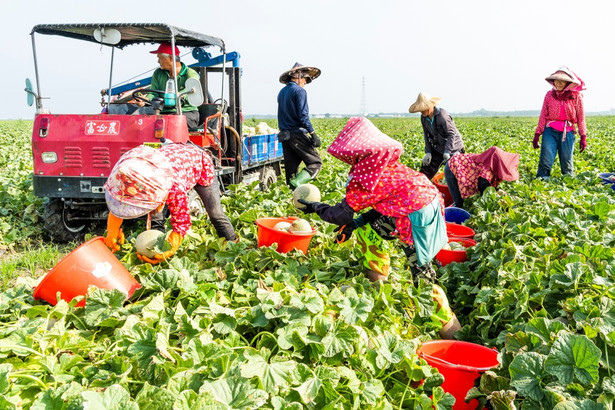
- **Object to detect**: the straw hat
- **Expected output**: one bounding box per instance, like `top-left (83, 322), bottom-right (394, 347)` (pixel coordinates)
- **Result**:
top-left (408, 92), bottom-right (441, 113)
top-left (279, 62), bottom-right (321, 84)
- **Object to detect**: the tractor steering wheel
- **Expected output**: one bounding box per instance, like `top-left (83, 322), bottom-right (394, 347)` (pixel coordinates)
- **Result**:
top-left (131, 89), bottom-right (165, 106)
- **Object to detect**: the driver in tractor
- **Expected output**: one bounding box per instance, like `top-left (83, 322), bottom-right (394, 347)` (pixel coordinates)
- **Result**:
top-left (103, 143), bottom-right (237, 264)
top-left (105, 42), bottom-right (201, 128)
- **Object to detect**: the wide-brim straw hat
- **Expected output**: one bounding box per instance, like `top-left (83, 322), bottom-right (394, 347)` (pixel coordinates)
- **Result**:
top-left (409, 92), bottom-right (441, 113)
top-left (279, 62), bottom-right (321, 84)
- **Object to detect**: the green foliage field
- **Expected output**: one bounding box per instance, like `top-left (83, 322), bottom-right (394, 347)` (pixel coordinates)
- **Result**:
top-left (1, 117), bottom-right (615, 408)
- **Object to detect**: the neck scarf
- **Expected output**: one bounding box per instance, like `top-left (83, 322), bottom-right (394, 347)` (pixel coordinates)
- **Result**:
top-left (472, 146), bottom-right (519, 182)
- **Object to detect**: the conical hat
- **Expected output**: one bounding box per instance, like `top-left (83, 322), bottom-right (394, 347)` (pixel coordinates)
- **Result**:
top-left (545, 66), bottom-right (585, 92)
top-left (279, 62), bottom-right (321, 84)
top-left (408, 92), bottom-right (441, 113)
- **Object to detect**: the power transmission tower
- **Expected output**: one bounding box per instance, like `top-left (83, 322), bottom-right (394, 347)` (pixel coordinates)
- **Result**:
top-left (360, 77), bottom-right (368, 117)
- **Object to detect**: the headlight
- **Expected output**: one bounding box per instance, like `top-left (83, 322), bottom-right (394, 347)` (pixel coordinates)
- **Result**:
top-left (41, 152), bottom-right (58, 163)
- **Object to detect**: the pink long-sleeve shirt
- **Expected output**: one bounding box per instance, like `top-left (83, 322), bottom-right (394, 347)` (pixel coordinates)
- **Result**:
top-left (159, 144), bottom-right (215, 236)
top-left (535, 91), bottom-right (587, 138)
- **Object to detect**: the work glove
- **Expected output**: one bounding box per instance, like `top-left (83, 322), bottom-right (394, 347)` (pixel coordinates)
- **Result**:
top-left (442, 152), bottom-right (451, 163)
top-left (137, 231), bottom-right (183, 264)
top-left (334, 224), bottom-right (355, 243)
top-left (297, 198), bottom-right (319, 214)
top-left (422, 152), bottom-right (432, 166)
top-left (310, 132), bottom-right (321, 148)
top-left (104, 213), bottom-right (125, 253)
top-left (532, 133), bottom-right (540, 149)
top-left (353, 209), bottom-right (384, 228)
top-left (579, 135), bottom-right (587, 152)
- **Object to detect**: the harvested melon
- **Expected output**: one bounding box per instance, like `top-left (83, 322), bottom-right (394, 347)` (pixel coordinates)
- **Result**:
top-left (135, 230), bottom-right (164, 258)
top-left (273, 221), bottom-right (292, 232)
top-left (449, 241), bottom-right (466, 251)
top-left (255, 122), bottom-right (278, 135)
top-left (293, 183), bottom-right (321, 210)
top-left (289, 218), bottom-right (312, 234)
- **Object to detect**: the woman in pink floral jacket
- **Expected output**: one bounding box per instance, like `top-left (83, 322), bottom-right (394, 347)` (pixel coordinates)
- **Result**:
top-left (103, 143), bottom-right (236, 264)
top-left (298, 117), bottom-right (447, 283)
top-left (444, 146), bottom-right (520, 209)
top-left (533, 66), bottom-right (587, 179)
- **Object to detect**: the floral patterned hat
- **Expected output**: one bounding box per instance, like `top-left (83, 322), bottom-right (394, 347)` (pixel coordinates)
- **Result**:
top-left (104, 145), bottom-right (173, 219)
top-left (328, 117), bottom-right (403, 191)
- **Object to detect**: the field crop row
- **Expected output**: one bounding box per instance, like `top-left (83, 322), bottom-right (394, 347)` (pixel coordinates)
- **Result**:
top-left (0, 117), bottom-right (614, 408)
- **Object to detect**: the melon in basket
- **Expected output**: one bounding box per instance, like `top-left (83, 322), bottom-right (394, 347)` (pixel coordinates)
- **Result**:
top-left (293, 183), bottom-right (321, 210)
top-left (273, 221), bottom-right (292, 232)
top-left (289, 218), bottom-right (312, 234)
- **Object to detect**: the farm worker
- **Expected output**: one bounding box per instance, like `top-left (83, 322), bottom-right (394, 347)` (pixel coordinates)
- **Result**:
top-left (103, 143), bottom-right (237, 264)
top-left (277, 62), bottom-right (323, 188)
top-left (298, 117), bottom-right (460, 338)
top-left (106, 43), bottom-right (201, 129)
top-left (297, 117), bottom-right (447, 284)
top-left (409, 92), bottom-right (465, 180)
top-left (533, 66), bottom-right (587, 179)
top-left (443, 146), bottom-right (520, 209)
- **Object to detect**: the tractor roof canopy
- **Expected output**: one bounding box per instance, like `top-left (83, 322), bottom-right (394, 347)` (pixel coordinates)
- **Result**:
top-left (31, 23), bottom-right (225, 51)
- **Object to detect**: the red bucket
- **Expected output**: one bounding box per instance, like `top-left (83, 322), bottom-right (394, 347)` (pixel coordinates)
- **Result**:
top-left (255, 217), bottom-right (316, 254)
top-left (446, 222), bottom-right (475, 239)
top-left (33, 237), bottom-right (141, 307)
top-left (432, 172), bottom-right (454, 207)
top-left (418, 340), bottom-right (499, 409)
top-left (435, 238), bottom-right (476, 266)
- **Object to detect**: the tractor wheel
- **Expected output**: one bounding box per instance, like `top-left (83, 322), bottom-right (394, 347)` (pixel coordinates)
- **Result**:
top-left (187, 189), bottom-right (206, 218)
top-left (43, 198), bottom-right (88, 242)
top-left (260, 166), bottom-right (278, 191)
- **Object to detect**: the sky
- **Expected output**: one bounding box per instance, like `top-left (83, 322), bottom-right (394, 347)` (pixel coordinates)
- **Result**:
top-left (3, 0), bottom-right (615, 120)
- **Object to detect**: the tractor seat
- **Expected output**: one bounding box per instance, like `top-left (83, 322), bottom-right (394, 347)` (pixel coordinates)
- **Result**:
top-left (186, 103), bottom-right (222, 132)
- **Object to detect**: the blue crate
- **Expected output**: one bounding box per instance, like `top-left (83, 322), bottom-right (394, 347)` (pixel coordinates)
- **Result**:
top-left (267, 134), bottom-right (283, 160)
top-left (251, 134), bottom-right (268, 162)
top-left (241, 135), bottom-right (251, 165)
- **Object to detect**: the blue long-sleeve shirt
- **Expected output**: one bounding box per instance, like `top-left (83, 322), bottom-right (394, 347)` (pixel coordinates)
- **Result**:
top-left (277, 82), bottom-right (314, 133)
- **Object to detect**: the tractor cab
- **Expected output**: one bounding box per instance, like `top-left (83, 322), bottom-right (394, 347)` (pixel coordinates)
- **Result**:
top-left (26, 23), bottom-right (282, 242)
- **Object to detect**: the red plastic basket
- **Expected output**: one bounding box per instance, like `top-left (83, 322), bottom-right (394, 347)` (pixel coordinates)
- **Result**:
top-left (432, 172), bottom-right (454, 207)
top-left (418, 340), bottom-right (499, 409)
top-left (446, 222), bottom-right (475, 239)
top-left (255, 217), bottom-right (316, 254)
top-left (33, 237), bottom-right (140, 307)
top-left (435, 238), bottom-right (477, 266)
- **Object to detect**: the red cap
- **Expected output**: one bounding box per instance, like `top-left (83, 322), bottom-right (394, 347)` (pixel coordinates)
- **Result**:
top-left (150, 42), bottom-right (180, 56)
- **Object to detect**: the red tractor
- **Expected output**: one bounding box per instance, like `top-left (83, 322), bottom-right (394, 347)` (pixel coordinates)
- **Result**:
top-left (26, 23), bottom-right (283, 241)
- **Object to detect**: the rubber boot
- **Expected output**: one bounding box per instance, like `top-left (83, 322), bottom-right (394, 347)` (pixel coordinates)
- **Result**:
top-left (439, 313), bottom-right (461, 339)
top-left (432, 284), bottom-right (461, 339)
top-left (365, 269), bottom-right (388, 282)
top-left (290, 169), bottom-right (312, 188)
